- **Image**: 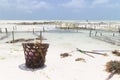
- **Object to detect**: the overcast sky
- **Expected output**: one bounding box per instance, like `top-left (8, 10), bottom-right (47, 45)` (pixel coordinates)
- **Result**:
top-left (0, 0), bottom-right (120, 20)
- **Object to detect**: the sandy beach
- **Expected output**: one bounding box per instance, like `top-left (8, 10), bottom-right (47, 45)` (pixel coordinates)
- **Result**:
top-left (0, 22), bottom-right (120, 80)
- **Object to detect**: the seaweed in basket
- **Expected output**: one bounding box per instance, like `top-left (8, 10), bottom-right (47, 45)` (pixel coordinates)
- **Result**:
top-left (22, 42), bottom-right (49, 68)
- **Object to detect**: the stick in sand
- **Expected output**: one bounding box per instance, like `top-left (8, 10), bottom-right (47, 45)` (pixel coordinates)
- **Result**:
top-left (95, 31), bottom-right (97, 36)
top-left (33, 28), bottom-right (34, 33)
top-left (12, 31), bottom-right (14, 43)
top-left (5, 28), bottom-right (8, 34)
top-left (105, 70), bottom-right (116, 80)
top-left (0, 28), bottom-right (2, 33)
top-left (43, 27), bottom-right (45, 32)
top-left (105, 60), bottom-right (120, 80)
top-left (76, 48), bottom-right (94, 58)
top-left (40, 31), bottom-right (42, 43)
top-left (76, 48), bottom-right (107, 56)
top-left (89, 29), bottom-right (92, 37)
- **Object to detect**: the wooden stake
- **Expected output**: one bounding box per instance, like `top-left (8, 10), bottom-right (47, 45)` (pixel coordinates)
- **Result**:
top-left (118, 28), bottom-right (120, 34)
top-left (113, 33), bottom-right (115, 37)
top-left (77, 27), bottom-right (78, 32)
top-left (5, 28), bottom-right (8, 34)
top-left (100, 33), bottom-right (102, 36)
top-left (12, 31), bottom-right (14, 43)
top-left (95, 31), bottom-right (97, 36)
top-left (0, 28), bottom-right (2, 33)
top-left (76, 48), bottom-right (107, 56)
top-left (89, 29), bottom-right (92, 37)
top-left (76, 48), bottom-right (94, 58)
top-left (68, 27), bottom-right (70, 31)
top-left (105, 70), bottom-right (116, 80)
top-left (43, 27), bottom-right (45, 32)
top-left (33, 28), bottom-right (34, 33)
top-left (40, 31), bottom-right (42, 43)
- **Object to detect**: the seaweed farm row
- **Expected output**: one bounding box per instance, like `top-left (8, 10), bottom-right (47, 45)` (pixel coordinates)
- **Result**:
top-left (89, 30), bottom-right (120, 46)
top-left (0, 28), bottom-right (120, 48)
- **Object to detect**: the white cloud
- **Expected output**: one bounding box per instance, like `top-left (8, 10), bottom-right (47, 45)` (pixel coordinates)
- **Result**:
top-left (0, 0), bottom-right (51, 13)
top-left (92, 0), bottom-right (109, 5)
top-left (91, 0), bottom-right (120, 8)
top-left (61, 0), bottom-right (120, 9)
top-left (0, 0), bottom-right (11, 8)
top-left (61, 0), bottom-right (86, 9)
top-left (18, 1), bottom-right (50, 9)
top-left (91, 0), bottom-right (109, 8)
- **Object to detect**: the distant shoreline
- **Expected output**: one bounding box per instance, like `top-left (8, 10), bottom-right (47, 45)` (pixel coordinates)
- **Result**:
top-left (0, 20), bottom-right (120, 31)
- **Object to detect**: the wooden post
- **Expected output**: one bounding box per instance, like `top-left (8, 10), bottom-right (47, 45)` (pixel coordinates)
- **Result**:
top-left (100, 32), bottom-right (102, 36)
top-left (5, 28), bottom-right (8, 34)
top-left (33, 28), bottom-right (34, 33)
top-left (68, 27), bottom-right (70, 31)
top-left (76, 27), bottom-right (78, 32)
top-left (85, 24), bottom-right (87, 29)
top-left (113, 33), bottom-right (115, 37)
top-left (40, 31), bottom-right (42, 43)
top-left (89, 29), bottom-right (92, 37)
top-left (0, 28), bottom-right (1, 33)
top-left (105, 70), bottom-right (116, 80)
top-left (43, 27), bottom-right (45, 32)
top-left (12, 31), bottom-right (14, 43)
top-left (118, 28), bottom-right (120, 34)
top-left (94, 25), bottom-right (96, 30)
top-left (95, 31), bottom-right (97, 36)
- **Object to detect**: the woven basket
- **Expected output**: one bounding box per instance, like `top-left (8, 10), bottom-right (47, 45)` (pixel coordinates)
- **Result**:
top-left (22, 43), bottom-right (49, 68)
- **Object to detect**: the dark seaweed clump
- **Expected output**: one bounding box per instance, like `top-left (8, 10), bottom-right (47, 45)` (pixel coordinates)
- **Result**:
top-left (112, 50), bottom-right (120, 56)
top-left (106, 60), bottom-right (120, 74)
top-left (75, 58), bottom-right (86, 62)
top-left (60, 53), bottom-right (71, 58)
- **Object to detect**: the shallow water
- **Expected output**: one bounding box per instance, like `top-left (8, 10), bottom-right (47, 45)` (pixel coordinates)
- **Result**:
top-left (0, 24), bottom-right (119, 51)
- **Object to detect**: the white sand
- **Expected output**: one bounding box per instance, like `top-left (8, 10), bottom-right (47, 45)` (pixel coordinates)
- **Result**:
top-left (0, 24), bottom-right (120, 80)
